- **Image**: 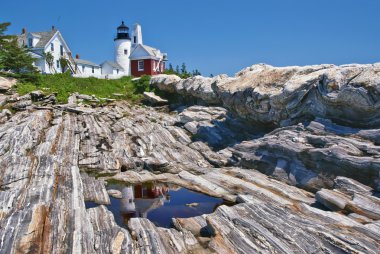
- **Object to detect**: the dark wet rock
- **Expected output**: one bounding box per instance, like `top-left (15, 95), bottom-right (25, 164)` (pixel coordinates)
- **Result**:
top-left (30, 90), bottom-right (45, 101)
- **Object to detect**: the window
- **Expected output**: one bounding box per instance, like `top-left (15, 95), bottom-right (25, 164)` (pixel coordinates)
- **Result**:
top-left (138, 60), bottom-right (144, 71)
top-left (133, 36), bottom-right (137, 43)
top-left (116, 69), bottom-right (119, 74)
top-left (92, 66), bottom-right (94, 74)
top-left (51, 43), bottom-right (54, 51)
top-left (82, 65), bottom-right (85, 72)
top-left (56, 60), bottom-right (60, 68)
top-left (124, 49), bottom-right (128, 55)
top-left (60, 45), bottom-right (63, 56)
top-left (28, 38), bottom-right (33, 47)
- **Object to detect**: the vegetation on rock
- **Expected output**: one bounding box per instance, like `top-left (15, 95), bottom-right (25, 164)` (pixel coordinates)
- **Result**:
top-left (14, 72), bottom-right (152, 103)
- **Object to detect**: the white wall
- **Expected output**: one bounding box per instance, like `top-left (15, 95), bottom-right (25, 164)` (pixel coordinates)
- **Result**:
top-left (101, 62), bottom-right (125, 75)
top-left (77, 64), bottom-right (102, 76)
top-left (42, 33), bottom-right (72, 74)
top-left (115, 39), bottom-right (131, 75)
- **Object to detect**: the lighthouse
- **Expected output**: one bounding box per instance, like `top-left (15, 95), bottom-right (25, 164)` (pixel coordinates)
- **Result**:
top-left (114, 21), bottom-right (131, 75)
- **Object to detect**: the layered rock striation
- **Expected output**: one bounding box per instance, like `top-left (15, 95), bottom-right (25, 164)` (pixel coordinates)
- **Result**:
top-left (151, 63), bottom-right (380, 127)
top-left (1, 63), bottom-right (380, 253)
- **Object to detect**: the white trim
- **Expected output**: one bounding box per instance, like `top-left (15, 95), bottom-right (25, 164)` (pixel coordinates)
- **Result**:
top-left (138, 60), bottom-right (144, 71)
top-left (44, 31), bottom-right (72, 54)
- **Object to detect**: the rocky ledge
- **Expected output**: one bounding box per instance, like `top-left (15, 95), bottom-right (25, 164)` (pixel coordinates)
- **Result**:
top-left (1, 63), bottom-right (380, 254)
top-left (151, 63), bottom-right (380, 127)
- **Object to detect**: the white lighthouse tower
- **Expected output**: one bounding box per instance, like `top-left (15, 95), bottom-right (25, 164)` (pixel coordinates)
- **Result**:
top-left (114, 21), bottom-right (131, 75)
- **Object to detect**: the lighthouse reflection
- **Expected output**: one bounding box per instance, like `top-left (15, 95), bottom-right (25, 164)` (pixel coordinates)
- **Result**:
top-left (119, 183), bottom-right (171, 223)
top-left (105, 181), bottom-right (226, 228)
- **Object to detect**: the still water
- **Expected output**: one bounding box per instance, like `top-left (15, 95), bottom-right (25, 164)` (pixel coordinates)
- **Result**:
top-left (87, 182), bottom-right (226, 228)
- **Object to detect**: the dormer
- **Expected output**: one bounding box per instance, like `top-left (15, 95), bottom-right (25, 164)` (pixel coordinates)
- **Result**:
top-left (26, 33), bottom-right (41, 48)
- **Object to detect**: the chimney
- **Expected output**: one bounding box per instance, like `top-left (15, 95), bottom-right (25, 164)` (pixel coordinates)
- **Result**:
top-left (21, 27), bottom-right (26, 34)
top-left (75, 54), bottom-right (80, 59)
top-left (52, 25), bottom-right (55, 31)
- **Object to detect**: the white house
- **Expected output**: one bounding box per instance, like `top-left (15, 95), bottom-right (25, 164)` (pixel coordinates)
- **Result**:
top-left (101, 61), bottom-right (125, 76)
top-left (17, 26), bottom-right (78, 74)
top-left (74, 55), bottom-right (102, 77)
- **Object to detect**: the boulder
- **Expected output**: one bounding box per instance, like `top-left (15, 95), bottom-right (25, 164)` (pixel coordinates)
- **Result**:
top-left (107, 189), bottom-right (122, 199)
top-left (315, 189), bottom-right (350, 211)
top-left (30, 90), bottom-right (45, 101)
top-left (0, 76), bottom-right (16, 92)
top-left (143, 91), bottom-right (168, 105)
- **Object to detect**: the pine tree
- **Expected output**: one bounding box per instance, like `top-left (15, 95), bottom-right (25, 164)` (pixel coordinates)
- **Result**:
top-left (1, 39), bottom-right (37, 73)
top-left (0, 22), bottom-right (37, 73)
top-left (168, 63), bottom-right (174, 72)
top-left (175, 65), bottom-right (180, 74)
top-left (180, 63), bottom-right (187, 75)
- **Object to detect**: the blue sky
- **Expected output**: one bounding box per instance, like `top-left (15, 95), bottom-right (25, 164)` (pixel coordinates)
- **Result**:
top-left (1, 0), bottom-right (379, 76)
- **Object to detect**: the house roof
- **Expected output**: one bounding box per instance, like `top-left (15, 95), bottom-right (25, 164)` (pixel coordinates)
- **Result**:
top-left (17, 31), bottom-right (57, 48)
top-left (31, 31), bottom-right (56, 47)
top-left (101, 61), bottom-right (123, 69)
top-left (74, 58), bottom-right (100, 67)
top-left (27, 51), bottom-right (43, 59)
top-left (130, 44), bottom-right (165, 60)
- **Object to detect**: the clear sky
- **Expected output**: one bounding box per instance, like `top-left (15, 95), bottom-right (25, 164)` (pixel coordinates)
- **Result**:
top-left (1, 0), bottom-right (379, 76)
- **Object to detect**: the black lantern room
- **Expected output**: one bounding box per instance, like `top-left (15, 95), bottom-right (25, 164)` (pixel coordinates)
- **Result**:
top-left (115, 21), bottom-right (130, 40)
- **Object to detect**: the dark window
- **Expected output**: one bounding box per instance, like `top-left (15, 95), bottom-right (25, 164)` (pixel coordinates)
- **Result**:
top-left (56, 60), bottom-right (60, 68)
top-left (124, 49), bottom-right (128, 55)
top-left (133, 36), bottom-right (137, 43)
top-left (60, 45), bottom-right (63, 56)
top-left (138, 60), bottom-right (144, 71)
top-left (82, 65), bottom-right (85, 72)
top-left (51, 43), bottom-right (54, 51)
top-left (92, 66), bottom-right (94, 73)
top-left (28, 38), bottom-right (33, 47)
top-left (116, 69), bottom-right (119, 74)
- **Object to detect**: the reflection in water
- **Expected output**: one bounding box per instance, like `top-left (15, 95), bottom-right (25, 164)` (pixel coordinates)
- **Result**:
top-left (106, 182), bottom-right (226, 228)
top-left (119, 183), bottom-right (170, 223)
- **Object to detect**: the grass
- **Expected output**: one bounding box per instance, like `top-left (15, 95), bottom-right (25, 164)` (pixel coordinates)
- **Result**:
top-left (11, 72), bottom-right (152, 104)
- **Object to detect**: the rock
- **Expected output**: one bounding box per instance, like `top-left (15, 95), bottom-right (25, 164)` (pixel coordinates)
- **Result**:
top-left (315, 189), bottom-right (351, 211)
top-left (185, 202), bottom-right (199, 207)
top-left (0, 76), bottom-right (16, 92)
top-left (143, 91), bottom-right (168, 105)
top-left (2, 67), bottom-right (380, 253)
top-left (151, 74), bottom-right (230, 104)
top-left (107, 189), bottom-right (122, 199)
top-left (12, 99), bottom-right (32, 110)
top-left (334, 176), bottom-right (373, 195)
top-left (30, 90), bottom-right (45, 101)
top-left (232, 119), bottom-right (380, 191)
top-left (346, 193), bottom-right (380, 220)
top-left (152, 64), bottom-right (380, 128)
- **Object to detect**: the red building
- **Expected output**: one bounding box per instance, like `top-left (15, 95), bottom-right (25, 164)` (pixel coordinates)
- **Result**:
top-left (130, 44), bottom-right (166, 77)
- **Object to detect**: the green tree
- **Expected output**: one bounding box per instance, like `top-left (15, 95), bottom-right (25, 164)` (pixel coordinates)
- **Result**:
top-left (168, 63), bottom-right (174, 72)
top-left (59, 57), bottom-right (69, 73)
top-left (0, 22), bottom-right (37, 73)
top-left (175, 65), bottom-right (180, 74)
top-left (44, 52), bottom-right (54, 71)
top-left (180, 63), bottom-right (187, 75)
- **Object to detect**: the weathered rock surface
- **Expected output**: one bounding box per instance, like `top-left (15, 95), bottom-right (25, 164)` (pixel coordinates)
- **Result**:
top-left (143, 91), bottom-right (168, 105)
top-left (151, 63), bottom-right (380, 127)
top-left (0, 76), bottom-right (16, 92)
top-left (231, 118), bottom-right (380, 191)
top-left (151, 74), bottom-right (231, 104)
top-left (2, 63), bottom-right (380, 253)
